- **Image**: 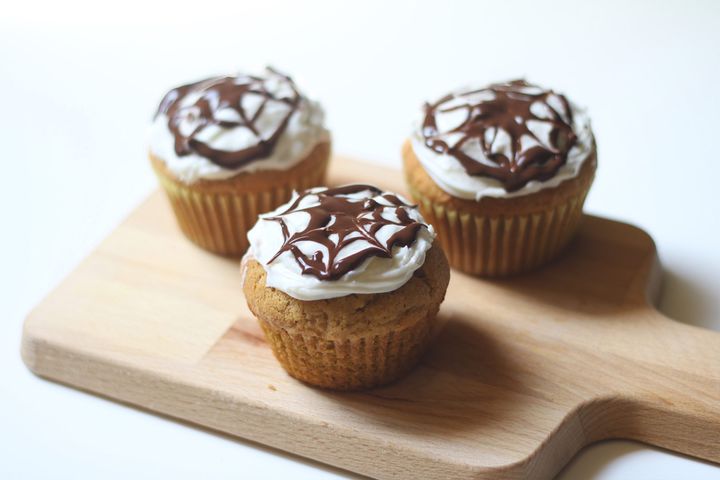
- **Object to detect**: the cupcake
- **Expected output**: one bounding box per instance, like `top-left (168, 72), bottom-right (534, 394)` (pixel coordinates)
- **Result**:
top-left (243, 184), bottom-right (450, 390)
top-left (149, 67), bottom-right (330, 256)
top-left (403, 79), bottom-right (596, 276)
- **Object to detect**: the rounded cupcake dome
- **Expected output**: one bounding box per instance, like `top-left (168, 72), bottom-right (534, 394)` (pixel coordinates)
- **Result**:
top-left (410, 79), bottom-right (594, 201)
top-left (149, 67), bottom-right (329, 184)
top-left (246, 184), bottom-right (436, 301)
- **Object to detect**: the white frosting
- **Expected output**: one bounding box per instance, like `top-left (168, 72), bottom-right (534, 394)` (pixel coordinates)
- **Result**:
top-left (245, 187), bottom-right (436, 301)
top-left (149, 69), bottom-right (329, 184)
top-left (410, 84), bottom-right (594, 200)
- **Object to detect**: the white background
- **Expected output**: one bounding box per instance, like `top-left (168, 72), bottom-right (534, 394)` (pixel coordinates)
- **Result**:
top-left (2, 0), bottom-right (719, 478)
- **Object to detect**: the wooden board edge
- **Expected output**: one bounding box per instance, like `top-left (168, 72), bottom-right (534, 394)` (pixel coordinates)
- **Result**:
top-left (21, 325), bottom-right (539, 479)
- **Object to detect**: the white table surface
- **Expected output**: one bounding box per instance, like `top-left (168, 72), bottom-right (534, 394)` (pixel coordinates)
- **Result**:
top-left (2, 1), bottom-right (719, 478)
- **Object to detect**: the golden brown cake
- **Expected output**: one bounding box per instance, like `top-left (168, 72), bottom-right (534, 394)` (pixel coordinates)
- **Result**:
top-left (403, 80), bottom-right (597, 276)
top-left (243, 184), bottom-right (450, 390)
top-left (148, 67), bottom-right (331, 257)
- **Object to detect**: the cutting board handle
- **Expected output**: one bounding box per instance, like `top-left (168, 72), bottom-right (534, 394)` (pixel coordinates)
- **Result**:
top-left (582, 312), bottom-right (720, 462)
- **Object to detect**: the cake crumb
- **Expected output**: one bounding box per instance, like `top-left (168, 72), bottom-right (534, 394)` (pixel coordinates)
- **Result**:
top-left (268, 384), bottom-right (277, 391)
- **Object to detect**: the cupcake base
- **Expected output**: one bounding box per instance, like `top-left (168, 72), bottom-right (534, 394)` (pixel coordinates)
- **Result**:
top-left (257, 308), bottom-right (438, 390)
top-left (243, 246), bottom-right (450, 391)
top-left (402, 140), bottom-right (596, 277)
top-left (150, 141), bottom-right (330, 257)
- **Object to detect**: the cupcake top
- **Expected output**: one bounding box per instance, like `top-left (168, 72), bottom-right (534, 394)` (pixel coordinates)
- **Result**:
top-left (410, 79), bottom-right (594, 200)
top-left (149, 67), bottom-right (329, 184)
top-left (246, 184), bottom-right (436, 300)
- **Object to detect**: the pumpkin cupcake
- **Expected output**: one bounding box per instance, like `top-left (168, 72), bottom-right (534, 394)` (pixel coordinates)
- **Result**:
top-left (403, 79), bottom-right (596, 276)
top-left (243, 184), bottom-right (450, 391)
top-left (149, 67), bottom-right (330, 256)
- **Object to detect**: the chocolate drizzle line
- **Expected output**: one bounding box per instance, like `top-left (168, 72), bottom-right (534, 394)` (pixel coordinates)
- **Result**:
top-left (422, 79), bottom-right (578, 192)
top-left (156, 67), bottom-right (301, 169)
top-left (265, 185), bottom-right (426, 281)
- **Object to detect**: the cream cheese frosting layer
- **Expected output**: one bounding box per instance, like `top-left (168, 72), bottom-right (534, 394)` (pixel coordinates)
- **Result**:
top-left (245, 185), bottom-right (436, 301)
top-left (411, 80), bottom-right (594, 201)
top-left (149, 67), bottom-right (329, 184)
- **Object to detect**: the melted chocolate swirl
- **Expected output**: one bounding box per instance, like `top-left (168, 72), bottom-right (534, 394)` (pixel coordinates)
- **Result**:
top-left (156, 67), bottom-right (301, 169)
top-left (422, 80), bottom-right (578, 192)
top-left (266, 185), bottom-right (426, 281)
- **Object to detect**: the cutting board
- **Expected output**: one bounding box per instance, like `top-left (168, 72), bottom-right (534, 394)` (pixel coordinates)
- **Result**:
top-left (22, 157), bottom-right (720, 479)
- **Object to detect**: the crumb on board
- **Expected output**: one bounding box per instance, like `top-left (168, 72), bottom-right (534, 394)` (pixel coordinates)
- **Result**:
top-left (268, 384), bottom-right (277, 391)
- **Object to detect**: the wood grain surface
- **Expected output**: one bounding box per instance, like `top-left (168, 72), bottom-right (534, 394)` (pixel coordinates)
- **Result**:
top-left (22, 157), bottom-right (720, 479)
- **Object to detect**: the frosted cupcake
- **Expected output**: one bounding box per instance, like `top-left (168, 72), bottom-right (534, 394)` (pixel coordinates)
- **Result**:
top-left (243, 184), bottom-right (450, 391)
top-left (403, 80), bottom-right (596, 276)
top-left (149, 67), bottom-right (330, 256)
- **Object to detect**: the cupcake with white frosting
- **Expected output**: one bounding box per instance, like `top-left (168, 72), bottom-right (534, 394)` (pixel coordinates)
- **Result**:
top-left (149, 67), bottom-right (330, 256)
top-left (403, 79), bottom-right (597, 276)
top-left (243, 184), bottom-right (450, 391)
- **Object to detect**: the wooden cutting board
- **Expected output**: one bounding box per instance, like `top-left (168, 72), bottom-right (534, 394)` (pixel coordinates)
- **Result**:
top-left (22, 157), bottom-right (720, 479)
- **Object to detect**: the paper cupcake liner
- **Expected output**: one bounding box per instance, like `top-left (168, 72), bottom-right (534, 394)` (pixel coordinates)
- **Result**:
top-left (257, 310), bottom-right (437, 391)
top-left (408, 186), bottom-right (590, 277)
top-left (153, 165), bottom-right (326, 257)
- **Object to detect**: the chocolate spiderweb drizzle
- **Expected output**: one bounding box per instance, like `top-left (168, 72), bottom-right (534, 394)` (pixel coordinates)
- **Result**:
top-left (156, 67), bottom-right (301, 169)
top-left (266, 185), bottom-right (426, 281)
top-left (422, 79), bottom-right (578, 192)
